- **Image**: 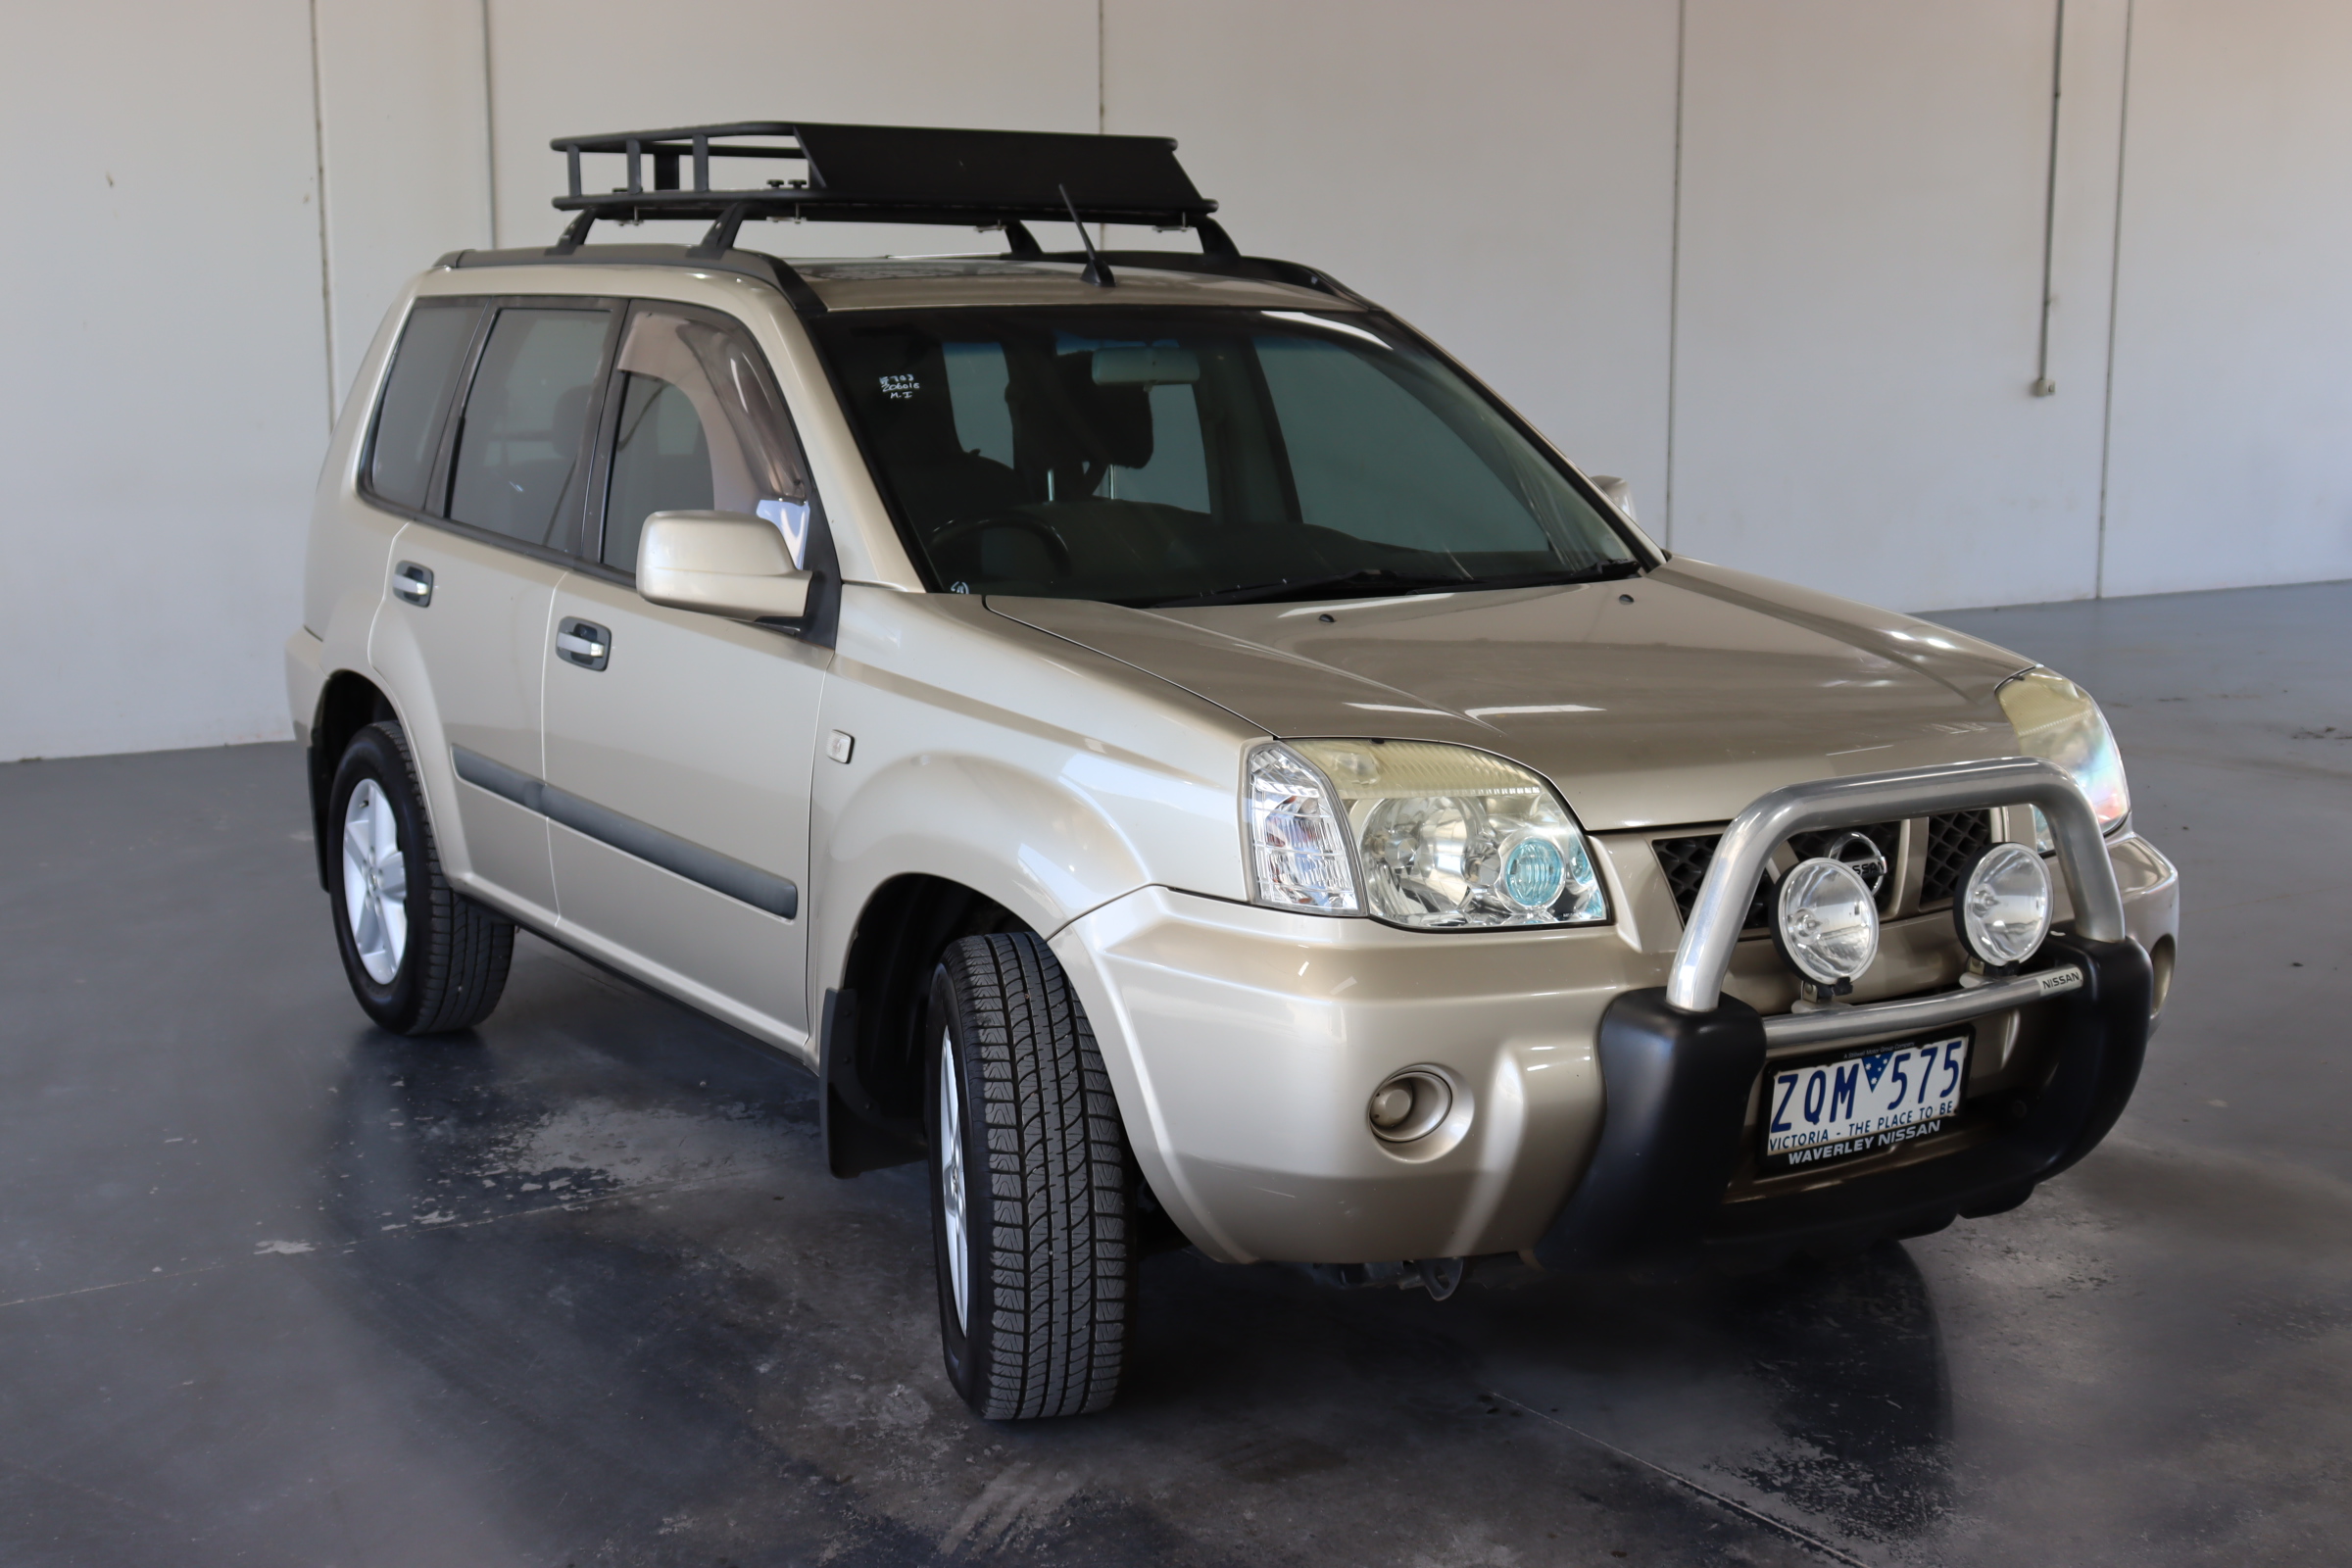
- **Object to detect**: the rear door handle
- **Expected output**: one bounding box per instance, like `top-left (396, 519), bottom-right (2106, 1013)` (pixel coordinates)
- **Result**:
top-left (556, 618), bottom-right (611, 671)
top-left (392, 562), bottom-right (433, 606)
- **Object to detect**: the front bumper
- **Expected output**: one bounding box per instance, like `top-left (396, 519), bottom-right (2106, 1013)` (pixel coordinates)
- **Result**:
top-left (1054, 758), bottom-right (2176, 1269)
top-left (1532, 930), bottom-right (2150, 1272)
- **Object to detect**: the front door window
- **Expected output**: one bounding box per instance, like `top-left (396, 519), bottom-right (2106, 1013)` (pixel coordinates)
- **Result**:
top-left (599, 309), bottom-right (812, 572)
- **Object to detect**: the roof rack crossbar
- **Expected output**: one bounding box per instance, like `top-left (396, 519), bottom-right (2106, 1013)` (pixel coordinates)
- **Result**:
top-left (687, 201), bottom-right (754, 262)
top-left (546, 210), bottom-right (596, 257)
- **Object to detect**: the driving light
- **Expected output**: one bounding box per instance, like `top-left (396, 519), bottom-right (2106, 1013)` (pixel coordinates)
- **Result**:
top-left (1244, 745), bottom-right (1358, 911)
top-left (1274, 740), bottom-right (1610, 929)
top-left (1774, 857), bottom-right (1881, 991)
top-left (1998, 668), bottom-right (2131, 833)
top-left (1954, 842), bottom-right (2053, 969)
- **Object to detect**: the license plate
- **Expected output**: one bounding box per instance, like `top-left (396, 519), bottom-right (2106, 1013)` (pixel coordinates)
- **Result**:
top-left (1762, 1034), bottom-right (1971, 1170)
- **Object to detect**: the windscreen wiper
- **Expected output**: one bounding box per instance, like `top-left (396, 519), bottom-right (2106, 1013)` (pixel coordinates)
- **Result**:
top-left (1145, 567), bottom-right (1465, 608)
top-left (1145, 558), bottom-right (1642, 609)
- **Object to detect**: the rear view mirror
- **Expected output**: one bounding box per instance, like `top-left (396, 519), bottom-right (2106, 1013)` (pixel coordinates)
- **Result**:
top-left (637, 511), bottom-right (810, 620)
top-left (1590, 474), bottom-right (1637, 523)
top-left (1093, 345), bottom-right (1200, 385)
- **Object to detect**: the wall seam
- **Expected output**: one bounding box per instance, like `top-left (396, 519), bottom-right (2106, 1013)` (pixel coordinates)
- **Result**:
top-left (305, 0), bottom-right (336, 424)
top-left (2094, 0), bottom-right (2135, 599)
top-left (2031, 0), bottom-right (2065, 397)
top-left (1661, 0), bottom-right (1688, 548)
top-left (481, 0), bottom-right (501, 247)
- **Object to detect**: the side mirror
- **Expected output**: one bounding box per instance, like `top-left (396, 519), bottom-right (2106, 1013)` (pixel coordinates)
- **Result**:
top-left (1590, 474), bottom-right (1638, 523)
top-left (636, 511), bottom-right (811, 620)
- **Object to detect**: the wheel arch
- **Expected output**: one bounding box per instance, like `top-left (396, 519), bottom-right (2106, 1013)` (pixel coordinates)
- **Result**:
top-left (308, 670), bottom-right (401, 890)
top-left (819, 872), bottom-right (1043, 1178)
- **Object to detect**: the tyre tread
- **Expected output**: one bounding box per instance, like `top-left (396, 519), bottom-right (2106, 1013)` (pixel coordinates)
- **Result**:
top-left (946, 932), bottom-right (1130, 1419)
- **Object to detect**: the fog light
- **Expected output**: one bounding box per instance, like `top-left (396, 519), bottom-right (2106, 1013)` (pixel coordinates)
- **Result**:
top-left (1367, 1069), bottom-right (1452, 1144)
top-left (1774, 857), bottom-right (1881, 995)
top-left (1954, 842), bottom-right (2052, 970)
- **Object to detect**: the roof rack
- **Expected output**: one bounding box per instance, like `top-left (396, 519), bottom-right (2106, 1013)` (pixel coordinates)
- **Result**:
top-left (548, 122), bottom-right (1230, 257)
top-left (511, 121), bottom-right (1359, 314)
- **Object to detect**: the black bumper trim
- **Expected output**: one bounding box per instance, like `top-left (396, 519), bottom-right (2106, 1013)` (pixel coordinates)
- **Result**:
top-left (1533, 932), bottom-right (2152, 1272)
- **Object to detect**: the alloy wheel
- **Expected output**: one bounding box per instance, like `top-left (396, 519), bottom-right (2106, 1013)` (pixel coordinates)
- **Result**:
top-left (940, 1028), bottom-right (969, 1332)
top-left (341, 778), bottom-right (409, 985)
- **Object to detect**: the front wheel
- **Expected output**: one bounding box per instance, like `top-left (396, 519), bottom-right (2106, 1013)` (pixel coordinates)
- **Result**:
top-left (326, 721), bottom-right (514, 1035)
top-left (927, 933), bottom-right (1134, 1419)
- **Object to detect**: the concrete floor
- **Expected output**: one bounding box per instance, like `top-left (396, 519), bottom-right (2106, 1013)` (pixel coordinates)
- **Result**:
top-left (3, 581), bottom-right (2347, 1567)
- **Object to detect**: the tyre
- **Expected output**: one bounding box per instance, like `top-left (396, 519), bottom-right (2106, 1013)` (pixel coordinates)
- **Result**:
top-left (326, 720), bottom-right (514, 1035)
top-left (927, 933), bottom-right (1134, 1419)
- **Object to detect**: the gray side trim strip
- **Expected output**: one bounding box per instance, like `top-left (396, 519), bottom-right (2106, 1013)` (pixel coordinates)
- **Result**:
top-left (452, 746), bottom-right (544, 812)
top-left (452, 746), bottom-right (798, 920)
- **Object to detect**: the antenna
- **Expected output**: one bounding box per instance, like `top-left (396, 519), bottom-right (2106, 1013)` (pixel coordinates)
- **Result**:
top-left (1058, 182), bottom-right (1115, 288)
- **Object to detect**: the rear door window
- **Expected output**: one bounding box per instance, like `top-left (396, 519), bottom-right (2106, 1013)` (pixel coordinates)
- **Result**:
top-left (447, 306), bottom-right (614, 549)
top-left (364, 300), bottom-right (480, 511)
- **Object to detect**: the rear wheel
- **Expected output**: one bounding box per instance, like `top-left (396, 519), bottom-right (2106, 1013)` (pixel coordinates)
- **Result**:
top-left (927, 933), bottom-right (1134, 1419)
top-left (327, 721), bottom-right (513, 1035)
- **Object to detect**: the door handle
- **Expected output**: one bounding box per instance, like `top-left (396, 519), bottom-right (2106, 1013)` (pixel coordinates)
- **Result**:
top-left (392, 562), bottom-right (434, 606)
top-left (556, 618), bottom-right (611, 671)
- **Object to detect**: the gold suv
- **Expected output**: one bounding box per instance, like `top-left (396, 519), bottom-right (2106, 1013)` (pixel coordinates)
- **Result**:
top-left (285, 123), bottom-right (2180, 1421)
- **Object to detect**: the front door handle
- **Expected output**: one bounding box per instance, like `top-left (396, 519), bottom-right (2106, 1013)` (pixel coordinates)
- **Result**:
top-left (392, 562), bottom-right (434, 606)
top-left (556, 617), bottom-right (611, 671)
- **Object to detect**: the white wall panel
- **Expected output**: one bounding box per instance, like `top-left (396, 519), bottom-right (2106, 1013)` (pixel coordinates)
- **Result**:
top-left (481, 0), bottom-right (1100, 260)
top-left (0, 0), bottom-right (328, 760)
top-left (1102, 0), bottom-right (1681, 514)
top-left (9, 0), bottom-right (2352, 763)
top-left (315, 0), bottom-right (495, 410)
top-left (2100, 0), bottom-right (2352, 597)
top-left (1668, 0), bottom-right (2127, 612)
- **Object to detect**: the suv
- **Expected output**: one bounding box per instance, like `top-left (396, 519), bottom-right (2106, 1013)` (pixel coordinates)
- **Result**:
top-left (287, 123), bottom-right (2179, 1421)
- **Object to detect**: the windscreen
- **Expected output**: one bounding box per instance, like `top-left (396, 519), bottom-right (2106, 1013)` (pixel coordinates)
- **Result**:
top-left (811, 308), bottom-right (1641, 606)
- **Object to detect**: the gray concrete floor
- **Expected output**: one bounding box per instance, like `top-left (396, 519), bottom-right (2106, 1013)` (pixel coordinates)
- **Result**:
top-left (3, 581), bottom-right (2347, 1567)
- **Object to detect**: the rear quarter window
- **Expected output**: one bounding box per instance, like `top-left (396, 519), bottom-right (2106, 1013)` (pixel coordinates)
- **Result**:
top-left (364, 301), bottom-right (480, 510)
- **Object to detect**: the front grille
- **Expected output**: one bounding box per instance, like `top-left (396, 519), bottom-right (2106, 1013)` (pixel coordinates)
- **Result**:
top-left (1787, 820), bottom-right (1902, 909)
top-left (1653, 834), bottom-right (1770, 930)
top-left (1655, 813), bottom-right (1987, 929)
top-left (1920, 810), bottom-right (1993, 905)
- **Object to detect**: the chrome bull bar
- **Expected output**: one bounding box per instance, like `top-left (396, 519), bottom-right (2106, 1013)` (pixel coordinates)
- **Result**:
top-left (1663, 757), bottom-right (2129, 1036)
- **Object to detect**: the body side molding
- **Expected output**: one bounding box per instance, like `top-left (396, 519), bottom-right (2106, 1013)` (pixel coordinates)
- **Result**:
top-left (452, 745), bottom-right (798, 918)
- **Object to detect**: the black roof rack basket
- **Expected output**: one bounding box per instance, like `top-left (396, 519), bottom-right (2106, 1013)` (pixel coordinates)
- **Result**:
top-left (503, 120), bottom-right (1361, 313)
top-left (547, 122), bottom-right (1228, 256)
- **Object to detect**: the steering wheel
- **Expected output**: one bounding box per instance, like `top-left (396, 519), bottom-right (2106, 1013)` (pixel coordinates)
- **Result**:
top-left (928, 512), bottom-right (1074, 577)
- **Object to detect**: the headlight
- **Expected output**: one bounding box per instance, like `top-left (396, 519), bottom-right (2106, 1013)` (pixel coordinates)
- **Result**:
top-left (1953, 842), bottom-right (2053, 969)
top-left (1773, 857), bottom-right (1881, 992)
top-left (1243, 741), bottom-right (1609, 928)
top-left (1997, 668), bottom-right (2131, 833)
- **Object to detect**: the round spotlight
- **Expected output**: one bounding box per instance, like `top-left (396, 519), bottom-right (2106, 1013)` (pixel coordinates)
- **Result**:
top-left (1953, 842), bottom-right (2053, 969)
top-left (1367, 1069), bottom-right (1453, 1144)
top-left (1775, 857), bottom-right (1881, 991)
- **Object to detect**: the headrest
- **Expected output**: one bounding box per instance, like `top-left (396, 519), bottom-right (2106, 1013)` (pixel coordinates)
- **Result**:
top-left (1013, 352), bottom-right (1152, 473)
